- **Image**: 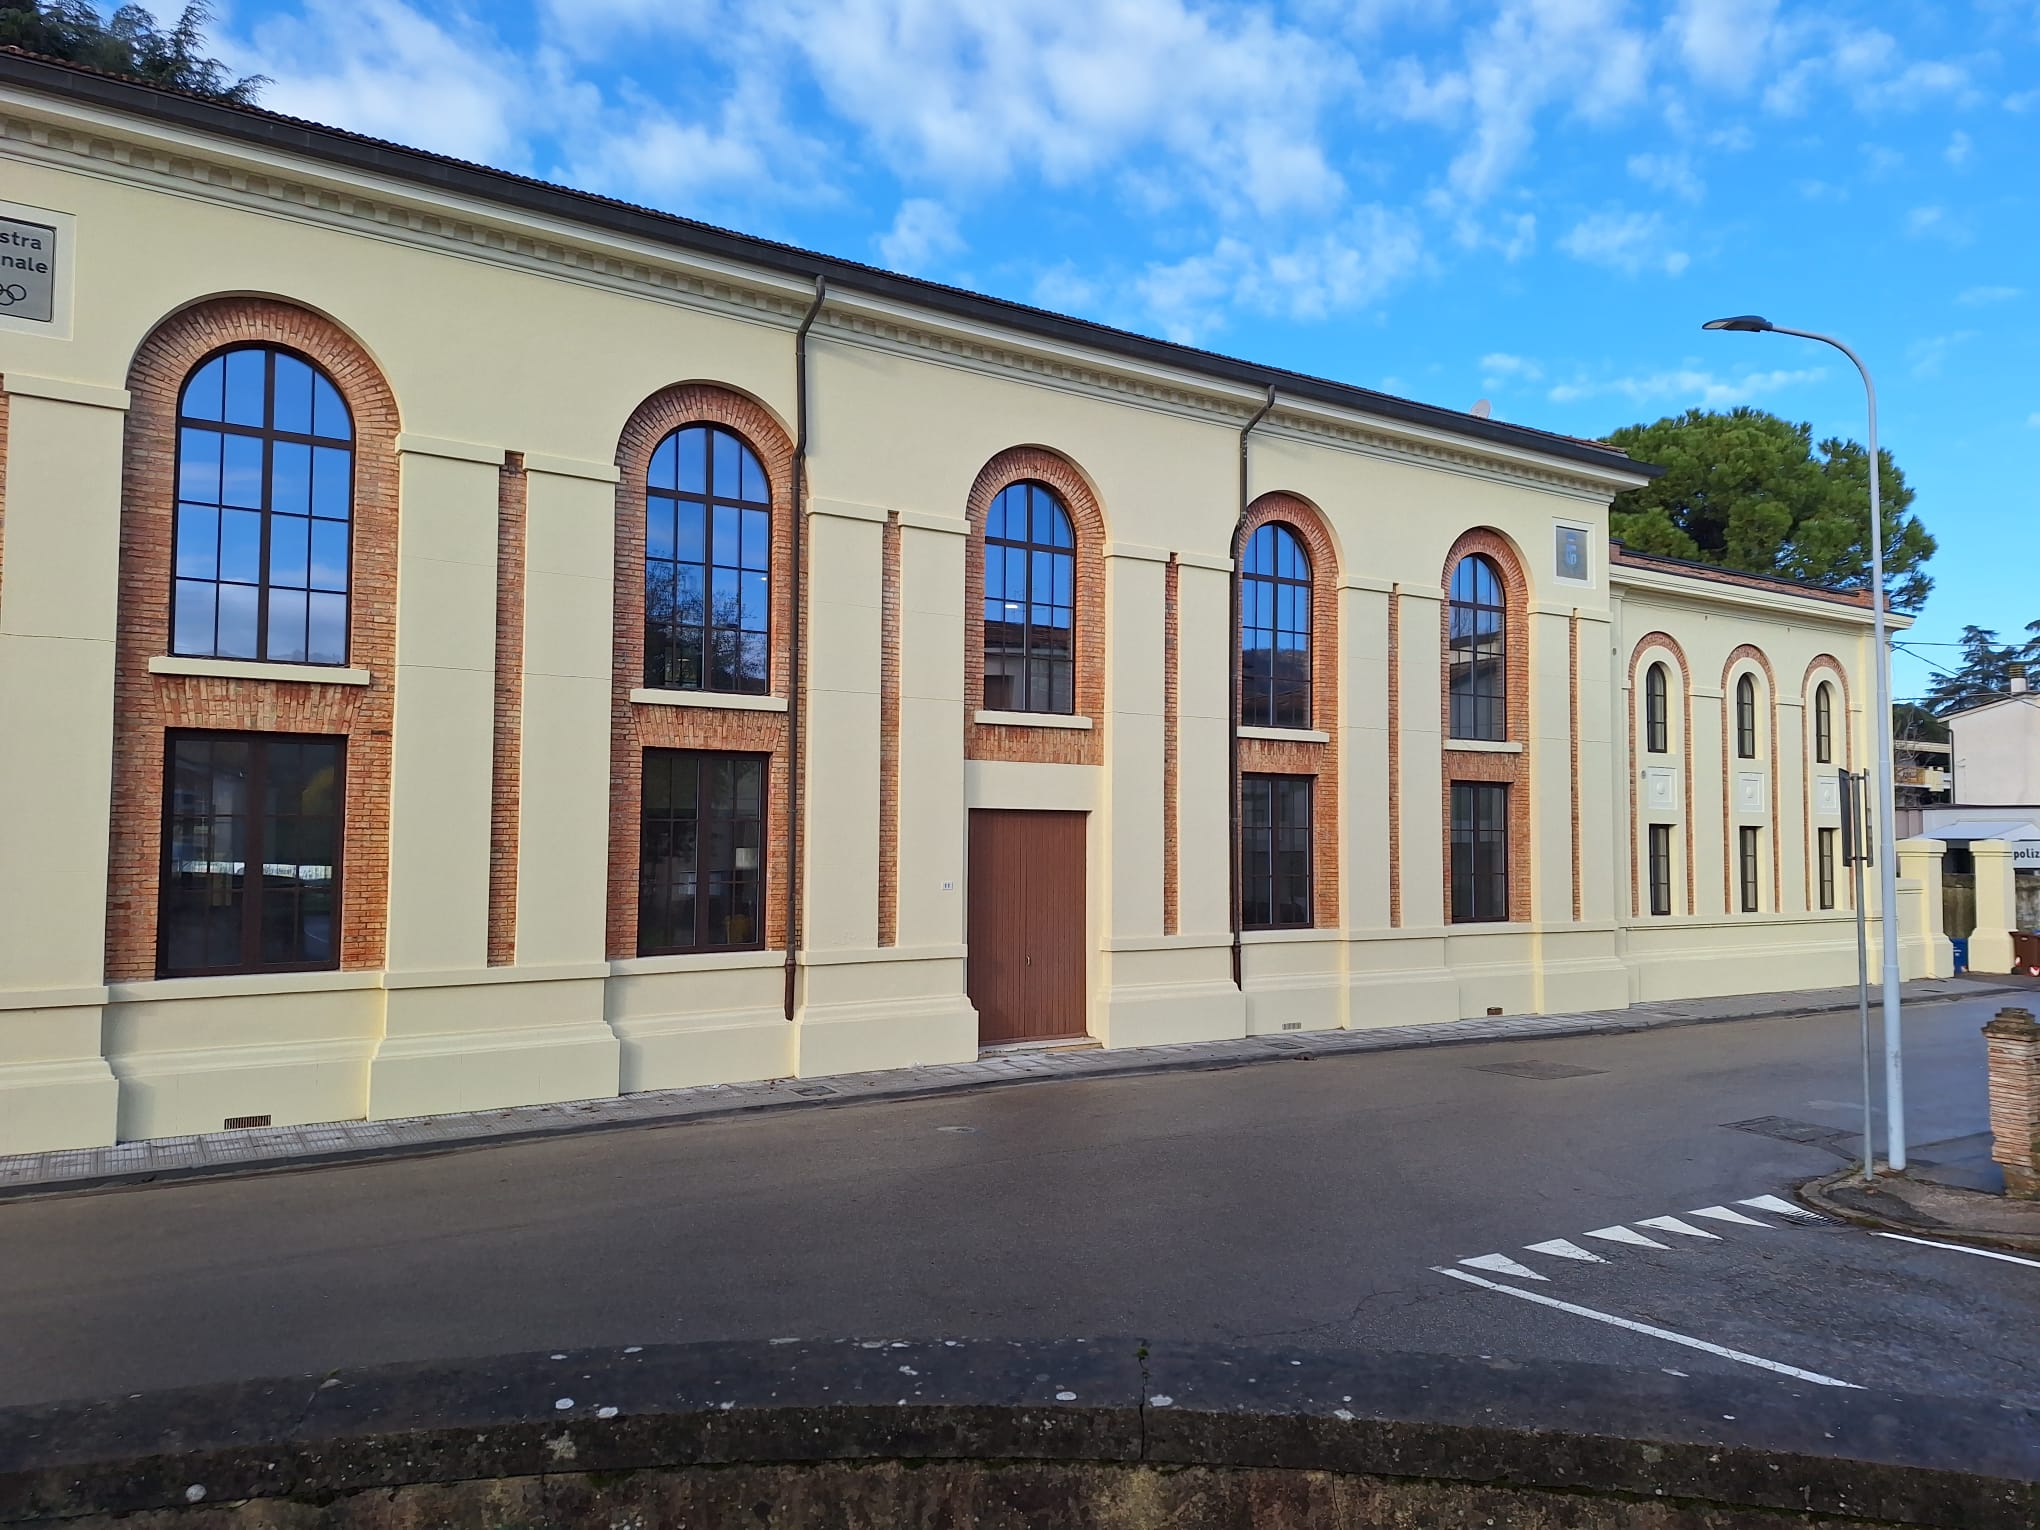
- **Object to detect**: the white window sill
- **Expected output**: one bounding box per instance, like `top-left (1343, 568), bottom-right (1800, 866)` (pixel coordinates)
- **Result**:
top-left (1238, 726), bottom-right (1330, 743)
top-left (631, 688), bottom-right (788, 713)
top-left (149, 655), bottom-right (370, 686)
top-left (1444, 737), bottom-right (1523, 754)
top-left (974, 709), bottom-right (1094, 731)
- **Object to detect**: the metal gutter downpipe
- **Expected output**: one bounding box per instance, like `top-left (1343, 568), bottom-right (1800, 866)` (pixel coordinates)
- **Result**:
top-left (1229, 386), bottom-right (1277, 988)
top-left (786, 275), bottom-right (828, 1022)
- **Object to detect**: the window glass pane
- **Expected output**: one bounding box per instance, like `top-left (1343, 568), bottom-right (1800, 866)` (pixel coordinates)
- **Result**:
top-left (647, 497), bottom-right (676, 561)
top-left (217, 582), bottom-right (259, 659)
top-left (182, 356), bottom-right (226, 421)
top-left (268, 514), bottom-right (309, 588)
top-left (743, 508), bottom-right (770, 572)
top-left (712, 429), bottom-right (740, 496)
top-left (223, 348), bottom-right (266, 426)
top-left (738, 444), bottom-right (767, 504)
top-left (173, 579), bottom-right (216, 654)
top-left (741, 570), bottom-right (768, 630)
top-left (219, 509), bottom-right (262, 585)
top-left (311, 374), bottom-right (351, 441)
top-left (311, 447), bottom-right (351, 521)
top-left (675, 502), bottom-right (705, 564)
top-left (178, 427), bottom-right (222, 504)
top-left (309, 520), bottom-right (349, 595)
top-left (266, 589), bottom-right (307, 662)
top-left (649, 433), bottom-right (678, 491)
top-left (176, 505), bottom-right (219, 580)
top-left (272, 441), bottom-right (311, 516)
top-left (712, 503), bottom-right (740, 567)
top-left (272, 353), bottom-right (314, 435)
top-left (308, 593), bottom-right (347, 665)
top-left (221, 433), bottom-right (264, 509)
top-left (678, 427), bottom-right (707, 494)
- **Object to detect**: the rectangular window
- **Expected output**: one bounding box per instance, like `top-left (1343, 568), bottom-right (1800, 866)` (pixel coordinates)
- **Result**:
top-left (1818, 827), bottom-right (1837, 911)
top-left (1648, 824), bottom-right (1673, 917)
top-left (160, 732), bottom-right (343, 976)
top-left (1450, 781), bottom-right (1510, 923)
top-left (639, 750), bottom-right (767, 955)
top-left (1739, 826), bottom-right (1762, 913)
top-left (1241, 774), bottom-right (1313, 929)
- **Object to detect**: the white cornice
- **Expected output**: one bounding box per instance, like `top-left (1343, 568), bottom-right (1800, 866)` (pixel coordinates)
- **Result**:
top-left (3, 87), bottom-right (1647, 500)
top-left (1610, 563), bottom-right (1903, 628)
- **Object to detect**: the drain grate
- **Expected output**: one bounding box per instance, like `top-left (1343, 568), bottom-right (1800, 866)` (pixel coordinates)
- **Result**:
top-left (1723, 1115), bottom-right (1855, 1156)
top-left (791, 1084), bottom-right (838, 1097)
top-left (1472, 1060), bottom-right (1607, 1080)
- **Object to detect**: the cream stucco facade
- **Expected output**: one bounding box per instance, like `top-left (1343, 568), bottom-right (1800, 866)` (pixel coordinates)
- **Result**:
top-left (0, 55), bottom-right (1939, 1154)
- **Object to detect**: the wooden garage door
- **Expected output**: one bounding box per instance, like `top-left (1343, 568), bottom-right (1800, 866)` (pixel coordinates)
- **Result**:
top-left (967, 810), bottom-right (1087, 1045)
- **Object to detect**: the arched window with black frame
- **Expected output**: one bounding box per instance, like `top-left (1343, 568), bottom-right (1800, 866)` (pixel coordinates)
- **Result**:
top-left (644, 423), bottom-right (772, 694)
top-left (982, 481), bottom-right (1076, 713)
top-left (1814, 681), bottom-right (1834, 764)
top-left (1447, 554), bottom-right (1506, 741)
top-left (1239, 522), bottom-right (1312, 729)
top-left (1645, 662), bottom-right (1670, 754)
top-left (1736, 673), bottom-right (1759, 759)
top-left (172, 345), bottom-right (354, 665)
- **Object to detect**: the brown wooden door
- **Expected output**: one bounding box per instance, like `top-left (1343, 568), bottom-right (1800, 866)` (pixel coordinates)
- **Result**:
top-left (967, 809), bottom-right (1087, 1045)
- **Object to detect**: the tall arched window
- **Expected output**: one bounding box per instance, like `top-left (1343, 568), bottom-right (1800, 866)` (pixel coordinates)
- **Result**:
top-left (173, 345), bottom-right (353, 664)
top-left (982, 481), bottom-right (1075, 713)
top-left (1239, 522), bottom-right (1312, 729)
top-left (1814, 682), bottom-right (1834, 764)
top-left (1448, 554), bottom-right (1506, 741)
top-left (1736, 673), bottom-right (1758, 758)
top-left (644, 423), bottom-right (771, 693)
top-left (1645, 662), bottom-right (1670, 754)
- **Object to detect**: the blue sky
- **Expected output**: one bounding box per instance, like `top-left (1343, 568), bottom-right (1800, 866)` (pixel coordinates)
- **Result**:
top-left (195, 0), bottom-right (2040, 700)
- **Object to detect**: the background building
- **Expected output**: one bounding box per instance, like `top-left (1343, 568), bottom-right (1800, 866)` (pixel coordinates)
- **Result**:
top-left (0, 53), bottom-right (1942, 1153)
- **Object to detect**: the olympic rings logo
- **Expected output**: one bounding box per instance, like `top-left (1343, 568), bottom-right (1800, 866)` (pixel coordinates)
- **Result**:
top-left (0, 283), bottom-right (28, 307)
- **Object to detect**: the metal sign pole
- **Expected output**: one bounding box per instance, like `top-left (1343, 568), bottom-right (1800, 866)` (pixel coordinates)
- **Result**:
top-left (1842, 768), bottom-right (1875, 1182)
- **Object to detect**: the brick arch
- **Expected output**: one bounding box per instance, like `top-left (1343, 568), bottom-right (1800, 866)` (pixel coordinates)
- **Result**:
top-left (107, 296), bottom-right (400, 980)
top-left (1626, 632), bottom-right (1696, 917)
top-left (1720, 643), bottom-right (1782, 914)
top-left (1236, 491), bottom-right (1340, 928)
top-left (1802, 653), bottom-right (1855, 912)
top-left (963, 446), bottom-right (1106, 766)
top-left (608, 384), bottom-right (798, 960)
top-left (1439, 528), bottom-right (1532, 924)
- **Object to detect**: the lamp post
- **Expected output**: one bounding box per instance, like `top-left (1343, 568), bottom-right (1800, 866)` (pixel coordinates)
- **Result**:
top-left (1702, 315), bottom-right (1905, 1172)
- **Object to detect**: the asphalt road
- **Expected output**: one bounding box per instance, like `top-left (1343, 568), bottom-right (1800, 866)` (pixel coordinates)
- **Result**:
top-left (2, 995), bottom-right (2034, 1411)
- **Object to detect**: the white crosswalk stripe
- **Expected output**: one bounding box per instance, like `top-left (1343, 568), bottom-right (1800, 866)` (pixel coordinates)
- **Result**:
top-left (1737, 1194), bottom-right (1825, 1221)
top-left (1459, 1253), bottom-right (1548, 1280)
top-left (1636, 1215), bottom-right (1720, 1240)
top-left (1585, 1225), bottom-right (1669, 1249)
top-left (1524, 1238), bottom-right (1606, 1263)
top-left (1688, 1204), bottom-right (1770, 1227)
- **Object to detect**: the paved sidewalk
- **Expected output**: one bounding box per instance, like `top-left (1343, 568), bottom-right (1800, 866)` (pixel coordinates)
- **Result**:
top-left (0, 976), bottom-right (2008, 1200)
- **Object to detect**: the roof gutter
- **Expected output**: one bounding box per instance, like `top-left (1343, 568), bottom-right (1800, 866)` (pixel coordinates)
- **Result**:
top-left (785, 274), bottom-right (826, 1022)
top-left (1229, 386), bottom-right (1277, 989)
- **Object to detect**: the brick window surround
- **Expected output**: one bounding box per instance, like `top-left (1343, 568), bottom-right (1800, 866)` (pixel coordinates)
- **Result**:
top-left (108, 298), bottom-right (399, 981)
top-left (1237, 492), bottom-right (1340, 929)
top-left (1626, 633), bottom-right (1696, 919)
top-left (609, 385), bottom-right (795, 960)
top-left (1801, 653), bottom-right (1854, 912)
top-left (1439, 528), bottom-right (1531, 925)
top-left (963, 447), bottom-right (1105, 767)
top-left (1719, 644), bottom-right (1781, 914)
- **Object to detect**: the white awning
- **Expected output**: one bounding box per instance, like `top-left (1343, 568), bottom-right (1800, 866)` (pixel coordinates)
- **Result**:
top-left (1920, 819), bottom-right (2040, 844)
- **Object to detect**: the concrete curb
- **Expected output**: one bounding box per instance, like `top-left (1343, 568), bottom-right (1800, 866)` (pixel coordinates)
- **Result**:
top-left (1798, 1168), bottom-right (2040, 1256)
top-left (1, 1340), bottom-right (2034, 1528)
top-left (2, 978), bottom-right (2017, 1203)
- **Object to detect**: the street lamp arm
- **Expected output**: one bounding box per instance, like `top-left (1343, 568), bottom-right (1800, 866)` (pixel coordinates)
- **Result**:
top-left (1765, 326), bottom-right (1878, 418)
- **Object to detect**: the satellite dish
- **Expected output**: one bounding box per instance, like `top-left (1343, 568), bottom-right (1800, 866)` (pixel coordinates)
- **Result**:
top-left (1471, 399), bottom-right (1492, 418)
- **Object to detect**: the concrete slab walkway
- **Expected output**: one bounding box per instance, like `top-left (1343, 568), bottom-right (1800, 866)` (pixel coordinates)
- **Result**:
top-left (1, 976), bottom-right (2009, 1201)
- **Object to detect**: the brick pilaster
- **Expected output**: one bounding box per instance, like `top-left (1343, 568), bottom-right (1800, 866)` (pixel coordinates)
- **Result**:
top-left (1985, 1006), bottom-right (2040, 1199)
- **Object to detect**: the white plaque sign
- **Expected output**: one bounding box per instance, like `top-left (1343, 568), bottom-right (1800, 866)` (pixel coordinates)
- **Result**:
top-left (0, 214), bottom-right (57, 324)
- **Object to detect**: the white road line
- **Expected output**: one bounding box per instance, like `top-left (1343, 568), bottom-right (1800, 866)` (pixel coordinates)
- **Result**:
top-left (1459, 1253), bottom-right (1548, 1280)
top-left (1525, 1238), bottom-right (1606, 1263)
top-left (1637, 1215), bottom-right (1720, 1240)
top-left (1434, 1268), bottom-right (1861, 1388)
top-left (1874, 1232), bottom-right (2040, 1270)
top-left (1738, 1195), bottom-right (1824, 1221)
top-left (1689, 1205), bottom-right (1770, 1227)
top-left (1585, 1225), bottom-right (1668, 1249)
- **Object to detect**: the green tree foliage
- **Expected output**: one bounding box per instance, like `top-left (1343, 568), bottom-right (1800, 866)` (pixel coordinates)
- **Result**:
top-left (1606, 407), bottom-right (1935, 613)
top-left (0, 1), bottom-right (265, 104)
top-left (1920, 622), bottom-right (2040, 716)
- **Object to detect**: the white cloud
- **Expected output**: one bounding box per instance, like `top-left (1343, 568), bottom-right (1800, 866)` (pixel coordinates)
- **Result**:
top-left (1559, 210), bottom-right (1690, 276)
top-left (1667, 0), bottom-right (1782, 92)
top-left (1627, 151), bottom-right (1704, 201)
top-left (1480, 352), bottom-right (1544, 386)
top-left (1761, 25), bottom-right (1972, 117)
top-left (1907, 330), bottom-right (1977, 380)
top-left (1548, 366), bottom-right (1825, 407)
top-left (1945, 130), bottom-right (1973, 166)
top-left (2028, 412), bottom-right (2040, 429)
top-left (1958, 285), bottom-right (2022, 305)
top-left (1135, 208), bottom-right (1423, 341)
top-left (1906, 204), bottom-right (1971, 245)
top-left (1031, 263), bottom-right (1101, 314)
top-left (229, 0), bottom-right (546, 166)
top-left (554, 74), bottom-right (829, 209)
top-left (2009, 88), bottom-right (2040, 113)
top-left (877, 198), bottom-right (965, 273)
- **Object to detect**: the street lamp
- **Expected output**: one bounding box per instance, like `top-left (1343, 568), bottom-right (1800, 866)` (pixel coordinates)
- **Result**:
top-left (1702, 315), bottom-right (1906, 1172)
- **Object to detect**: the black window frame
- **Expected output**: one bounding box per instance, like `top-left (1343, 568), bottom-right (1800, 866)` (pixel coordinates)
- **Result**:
top-left (1818, 826), bottom-right (1838, 911)
top-left (981, 480), bottom-right (1078, 715)
top-left (1240, 772), bottom-right (1313, 930)
top-left (1238, 522), bottom-right (1313, 729)
top-left (157, 729), bottom-right (345, 978)
top-left (1648, 823), bottom-right (1673, 917)
top-left (637, 748), bottom-right (769, 957)
top-left (1739, 825), bottom-right (1762, 913)
top-left (1448, 554), bottom-right (1508, 742)
top-left (643, 424), bottom-right (774, 695)
top-left (1814, 682), bottom-right (1834, 765)
top-left (1450, 780), bottom-right (1511, 924)
top-left (1735, 674), bottom-right (1759, 759)
top-left (1645, 662), bottom-right (1669, 754)
top-left (171, 343), bottom-right (355, 667)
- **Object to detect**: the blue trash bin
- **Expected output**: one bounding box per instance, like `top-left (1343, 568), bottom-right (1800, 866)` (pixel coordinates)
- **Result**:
top-left (1951, 936), bottom-right (1969, 974)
